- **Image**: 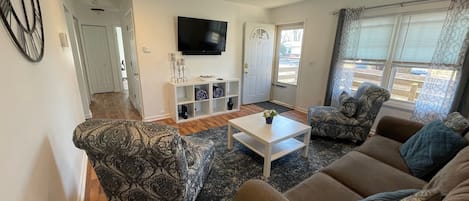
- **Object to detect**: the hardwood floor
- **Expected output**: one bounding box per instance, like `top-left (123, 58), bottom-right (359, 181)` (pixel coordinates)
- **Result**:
top-left (85, 92), bottom-right (307, 201)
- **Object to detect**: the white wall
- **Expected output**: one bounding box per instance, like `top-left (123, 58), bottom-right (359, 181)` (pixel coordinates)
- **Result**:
top-left (131, 0), bottom-right (270, 120)
top-left (0, 0), bottom-right (86, 201)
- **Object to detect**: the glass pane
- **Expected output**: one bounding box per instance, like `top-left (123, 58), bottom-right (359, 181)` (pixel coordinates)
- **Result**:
top-left (343, 60), bottom-right (385, 92)
top-left (389, 66), bottom-right (458, 102)
top-left (394, 12), bottom-right (446, 63)
top-left (345, 16), bottom-right (395, 60)
top-left (277, 28), bottom-right (303, 85)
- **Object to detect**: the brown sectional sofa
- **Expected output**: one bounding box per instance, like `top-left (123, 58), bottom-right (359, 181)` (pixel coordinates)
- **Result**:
top-left (234, 116), bottom-right (469, 201)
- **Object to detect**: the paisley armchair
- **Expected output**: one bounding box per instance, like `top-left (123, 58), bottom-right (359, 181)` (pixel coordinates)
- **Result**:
top-left (308, 82), bottom-right (390, 143)
top-left (73, 119), bottom-right (214, 201)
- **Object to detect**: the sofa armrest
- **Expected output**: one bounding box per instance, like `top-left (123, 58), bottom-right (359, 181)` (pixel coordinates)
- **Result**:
top-left (376, 116), bottom-right (423, 143)
top-left (233, 180), bottom-right (289, 201)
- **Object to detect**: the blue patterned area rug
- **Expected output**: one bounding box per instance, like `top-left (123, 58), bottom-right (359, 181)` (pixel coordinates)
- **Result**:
top-left (254, 101), bottom-right (293, 113)
top-left (192, 126), bottom-right (357, 201)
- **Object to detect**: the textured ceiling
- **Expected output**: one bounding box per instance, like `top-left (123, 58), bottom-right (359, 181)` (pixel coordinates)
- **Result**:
top-left (76, 0), bottom-right (304, 10)
top-left (224, 0), bottom-right (305, 8)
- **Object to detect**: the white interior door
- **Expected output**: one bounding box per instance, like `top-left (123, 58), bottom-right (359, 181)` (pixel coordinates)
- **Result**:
top-left (242, 23), bottom-right (275, 104)
top-left (123, 10), bottom-right (143, 113)
top-left (82, 25), bottom-right (115, 94)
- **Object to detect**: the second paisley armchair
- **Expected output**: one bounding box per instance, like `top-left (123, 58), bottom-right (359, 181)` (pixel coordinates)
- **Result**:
top-left (308, 82), bottom-right (390, 143)
top-left (73, 119), bottom-right (214, 201)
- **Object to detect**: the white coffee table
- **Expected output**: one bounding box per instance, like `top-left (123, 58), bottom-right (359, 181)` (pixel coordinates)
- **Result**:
top-left (227, 112), bottom-right (311, 179)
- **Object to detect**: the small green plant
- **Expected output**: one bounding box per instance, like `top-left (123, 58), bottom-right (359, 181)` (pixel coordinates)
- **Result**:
top-left (263, 110), bottom-right (278, 118)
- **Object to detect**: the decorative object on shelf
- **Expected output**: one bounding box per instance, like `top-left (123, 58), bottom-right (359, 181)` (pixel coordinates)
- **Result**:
top-left (199, 75), bottom-right (215, 81)
top-left (0, 0), bottom-right (45, 62)
top-left (179, 105), bottom-right (189, 119)
top-left (170, 53), bottom-right (177, 82)
top-left (177, 57), bottom-right (187, 83)
top-left (213, 86), bottom-right (224, 98)
top-left (195, 88), bottom-right (209, 101)
top-left (170, 53), bottom-right (188, 83)
top-left (227, 98), bottom-right (234, 110)
top-left (263, 110), bottom-right (278, 124)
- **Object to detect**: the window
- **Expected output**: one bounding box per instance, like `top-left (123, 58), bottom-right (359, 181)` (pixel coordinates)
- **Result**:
top-left (346, 11), bottom-right (461, 103)
top-left (275, 25), bottom-right (304, 85)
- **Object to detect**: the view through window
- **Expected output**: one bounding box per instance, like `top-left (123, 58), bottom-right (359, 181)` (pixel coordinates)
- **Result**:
top-left (344, 11), bottom-right (460, 102)
top-left (276, 26), bottom-right (304, 85)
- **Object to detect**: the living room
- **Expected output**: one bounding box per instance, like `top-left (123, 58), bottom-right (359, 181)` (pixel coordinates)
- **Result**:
top-left (1, 0), bottom-right (469, 201)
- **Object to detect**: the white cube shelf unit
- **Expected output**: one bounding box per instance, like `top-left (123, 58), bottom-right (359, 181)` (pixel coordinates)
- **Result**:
top-left (169, 78), bottom-right (241, 123)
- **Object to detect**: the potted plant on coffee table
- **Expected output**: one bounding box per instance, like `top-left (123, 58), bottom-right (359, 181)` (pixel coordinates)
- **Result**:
top-left (263, 110), bottom-right (278, 124)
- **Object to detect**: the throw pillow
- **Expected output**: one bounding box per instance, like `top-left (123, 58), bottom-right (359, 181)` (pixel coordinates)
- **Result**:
top-left (360, 189), bottom-right (419, 201)
top-left (400, 120), bottom-right (466, 180)
top-left (339, 91), bottom-right (358, 118)
top-left (400, 189), bottom-right (442, 201)
top-left (444, 112), bottom-right (469, 134)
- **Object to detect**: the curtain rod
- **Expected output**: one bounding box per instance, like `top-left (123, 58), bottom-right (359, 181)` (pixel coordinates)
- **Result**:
top-left (332, 0), bottom-right (449, 15)
top-left (366, 0), bottom-right (449, 10)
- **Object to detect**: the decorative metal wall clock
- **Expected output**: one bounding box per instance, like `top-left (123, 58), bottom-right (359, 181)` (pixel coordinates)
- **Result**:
top-left (0, 0), bottom-right (44, 62)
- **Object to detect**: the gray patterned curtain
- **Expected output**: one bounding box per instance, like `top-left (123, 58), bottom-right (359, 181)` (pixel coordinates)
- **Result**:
top-left (413, 0), bottom-right (469, 122)
top-left (324, 8), bottom-right (364, 106)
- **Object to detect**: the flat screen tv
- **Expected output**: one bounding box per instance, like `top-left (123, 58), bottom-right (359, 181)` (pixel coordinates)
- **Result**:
top-left (178, 16), bottom-right (227, 55)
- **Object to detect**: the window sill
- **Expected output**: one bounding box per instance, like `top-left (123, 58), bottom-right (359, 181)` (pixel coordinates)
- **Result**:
top-left (382, 99), bottom-right (415, 112)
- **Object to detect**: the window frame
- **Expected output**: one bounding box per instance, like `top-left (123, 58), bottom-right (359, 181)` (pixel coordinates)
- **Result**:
top-left (353, 8), bottom-right (455, 108)
top-left (273, 23), bottom-right (305, 86)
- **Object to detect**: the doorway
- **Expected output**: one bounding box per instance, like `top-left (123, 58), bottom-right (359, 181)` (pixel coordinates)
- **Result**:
top-left (271, 23), bottom-right (305, 107)
top-left (81, 25), bottom-right (116, 94)
top-left (242, 23), bottom-right (275, 104)
top-left (114, 27), bottom-right (128, 90)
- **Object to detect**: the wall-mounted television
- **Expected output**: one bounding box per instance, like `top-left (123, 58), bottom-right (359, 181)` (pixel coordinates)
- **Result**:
top-left (178, 16), bottom-right (227, 55)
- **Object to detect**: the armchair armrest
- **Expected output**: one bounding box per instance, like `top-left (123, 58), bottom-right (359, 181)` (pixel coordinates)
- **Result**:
top-left (233, 180), bottom-right (289, 201)
top-left (376, 116), bottom-right (423, 143)
top-left (308, 106), bottom-right (360, 126)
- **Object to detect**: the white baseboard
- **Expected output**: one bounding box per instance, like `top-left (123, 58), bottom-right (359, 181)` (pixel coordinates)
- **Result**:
top-left (270, 100), bottom-right (294, 109)
top-left (77, 153), bottom-right (88, 201)
top-left (269, 100), bottom-right (308, 114)
top-left (143, 113), bottom-right (170, 122)
top-left (294, 106), bottom-right (308, 113)
top-left (84, 110), bottom-right (92, 119)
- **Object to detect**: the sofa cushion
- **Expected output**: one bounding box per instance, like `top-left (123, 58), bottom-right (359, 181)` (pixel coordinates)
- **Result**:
top-left (359, 189), bottom-right (419, 201)
top-left (400, 120), bottom-right (466, 180)
top-left (355, 135), bottom-right (410, 174)
top-left (400, 189), bottom-right (442, 201)
top-left (321, 151), bottom-right (426, 197)
top-left (443, 178), bottom-right (469, 201)
top-left (285, 172), bottom-right (362, 201)
top-left (444, 112), bottom-right (469, 134)
top-left (424, 146), bottom-right (469, 195)
top-left (339, 91), bottom-right (358, 117)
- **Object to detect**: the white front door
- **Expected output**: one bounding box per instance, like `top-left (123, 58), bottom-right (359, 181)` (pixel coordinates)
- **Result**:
top-left (123, 10), bottom-right (143, 113)
top-left (82, 25), bottom-right (115, 94)
top-left (242, 23), bottom-right (275, 104)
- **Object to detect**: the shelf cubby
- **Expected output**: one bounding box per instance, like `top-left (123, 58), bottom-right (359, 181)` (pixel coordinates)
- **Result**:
top-left (227, 81), bottom-right (240, 96)
top-left (177, 103), bottom-right (194, 121)
top-left (212, 82), bottom-right (226, 99)
top-left (212, 98), bottom-right (226, 113)
top-left (176, 85), bottom-right (194, 103)
top-left (194, 100), bottom-right (210, 117)
top-left (226, 96), bottom-right (239, 111)
top-left (194, 84), bottom-right (210, 101)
